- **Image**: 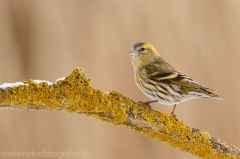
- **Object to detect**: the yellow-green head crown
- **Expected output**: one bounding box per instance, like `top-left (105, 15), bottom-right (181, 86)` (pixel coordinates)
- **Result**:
top-left (129, 42), bottom-right (159, 69)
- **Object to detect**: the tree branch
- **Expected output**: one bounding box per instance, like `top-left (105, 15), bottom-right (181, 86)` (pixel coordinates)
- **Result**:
top-left (0, 68), bottom-right (239, 159)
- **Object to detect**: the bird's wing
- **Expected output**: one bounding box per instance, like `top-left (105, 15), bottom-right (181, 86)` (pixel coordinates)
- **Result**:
top-left (144, 59), bottom-right (215, 91)
top-left (144, 57), bottom-right (177, 77)
top-left (172, 72), bottom-right (216, 91)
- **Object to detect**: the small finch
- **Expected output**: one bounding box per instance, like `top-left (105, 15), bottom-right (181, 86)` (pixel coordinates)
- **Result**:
top-left (129, 42), bottom-right (225, 116)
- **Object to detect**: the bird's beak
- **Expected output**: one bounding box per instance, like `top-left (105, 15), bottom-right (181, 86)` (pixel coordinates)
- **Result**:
top-left (129, 50), bottom-right (138, 56)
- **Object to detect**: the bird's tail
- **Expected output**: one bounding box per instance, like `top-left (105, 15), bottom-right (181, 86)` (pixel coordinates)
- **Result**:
top-left (202, 89), bottom-right (226, 100)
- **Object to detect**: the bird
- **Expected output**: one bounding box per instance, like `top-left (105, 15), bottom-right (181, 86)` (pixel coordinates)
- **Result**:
top-left (129, 42), bottom-right (225, 116)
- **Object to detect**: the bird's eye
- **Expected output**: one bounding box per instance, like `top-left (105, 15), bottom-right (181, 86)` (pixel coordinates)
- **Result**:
top-left (140, 48), bottom-right (145, 51)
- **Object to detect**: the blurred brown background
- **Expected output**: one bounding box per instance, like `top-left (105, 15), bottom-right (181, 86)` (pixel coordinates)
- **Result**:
top-left (0, 0), bottom-right (239, 159)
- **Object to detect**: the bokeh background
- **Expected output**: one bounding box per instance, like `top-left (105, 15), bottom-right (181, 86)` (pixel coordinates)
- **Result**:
top-left (0, 0), bottom-right (239, 159)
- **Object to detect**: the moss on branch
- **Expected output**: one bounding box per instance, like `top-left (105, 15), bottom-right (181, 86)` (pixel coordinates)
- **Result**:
top-left (0, 68), bottom-right (239, 159)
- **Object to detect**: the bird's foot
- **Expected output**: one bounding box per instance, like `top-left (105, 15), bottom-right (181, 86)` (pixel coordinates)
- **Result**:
top-left (170, 113), bottom-right (177, 118)
top-left (170, 104), bottom-right (177, 118)
top-left (139, 100), bottom-right (158, 110)
top-left (139, 101), bottom-right (152, 110)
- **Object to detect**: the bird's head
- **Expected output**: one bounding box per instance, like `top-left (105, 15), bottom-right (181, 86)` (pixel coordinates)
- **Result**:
top-left (129, 42), bottom-right (159, 69)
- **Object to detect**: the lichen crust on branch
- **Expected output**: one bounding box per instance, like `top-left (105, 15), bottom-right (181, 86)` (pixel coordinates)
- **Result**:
top-left (0, 68), bottom-right (239, 159)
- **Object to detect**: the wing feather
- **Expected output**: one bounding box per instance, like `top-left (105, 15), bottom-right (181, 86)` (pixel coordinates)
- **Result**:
top-left (143, 57), bottom-right (216, 92)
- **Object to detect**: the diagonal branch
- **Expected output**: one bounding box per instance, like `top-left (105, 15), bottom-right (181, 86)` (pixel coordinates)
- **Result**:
top-left (0, 68), bottom-right (239, 159)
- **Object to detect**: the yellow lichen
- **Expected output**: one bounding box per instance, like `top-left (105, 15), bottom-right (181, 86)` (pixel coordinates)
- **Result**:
top-left (0, 68), bottom-right (238, 159)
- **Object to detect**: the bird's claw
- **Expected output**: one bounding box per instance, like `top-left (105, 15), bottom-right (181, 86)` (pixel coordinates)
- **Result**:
top-left (170, 113), bottom-right (177, 118)
top-left (139, 101), bottom-right (152, 110)
top-left (139, 101), bottom-right (150, 105)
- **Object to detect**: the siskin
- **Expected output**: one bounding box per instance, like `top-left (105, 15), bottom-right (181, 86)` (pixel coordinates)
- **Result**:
top-left (129, 42), bottom-right (225, 116)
